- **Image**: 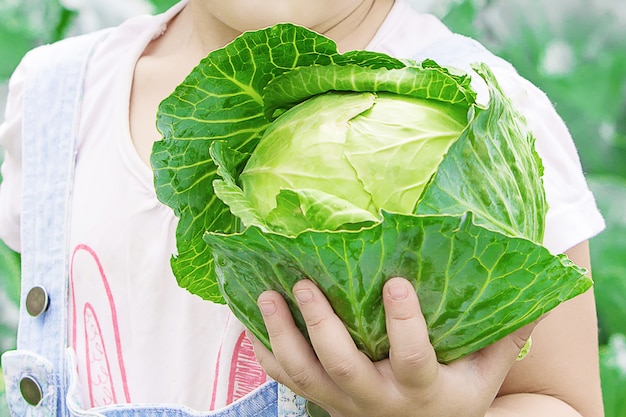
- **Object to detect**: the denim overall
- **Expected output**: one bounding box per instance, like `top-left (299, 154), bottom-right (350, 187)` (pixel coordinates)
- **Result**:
top-left (0, 30), bottom-right (310, 417)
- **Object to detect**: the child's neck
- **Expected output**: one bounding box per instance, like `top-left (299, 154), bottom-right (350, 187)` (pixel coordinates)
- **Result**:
top-left (160, 0), bottom-right (395, 56)
top-left (318, 0), bottom-right (395, 52)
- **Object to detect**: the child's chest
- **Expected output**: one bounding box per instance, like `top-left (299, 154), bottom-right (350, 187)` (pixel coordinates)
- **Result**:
top-left (128, 52), bottom-right (201, 166)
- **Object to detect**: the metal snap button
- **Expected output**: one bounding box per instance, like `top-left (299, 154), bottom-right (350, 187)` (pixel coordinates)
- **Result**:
top-left (25, 286), bottom-right (49, 317)
top-left (20, 375), bottom-right (43, 406)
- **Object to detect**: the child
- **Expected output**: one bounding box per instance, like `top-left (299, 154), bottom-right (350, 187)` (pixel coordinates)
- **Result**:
top-left (0, 0), bottom-right (606, 416)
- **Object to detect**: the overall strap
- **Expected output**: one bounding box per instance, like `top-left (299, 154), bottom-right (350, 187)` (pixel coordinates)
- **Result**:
top-left (15, 29), bottom-right (109, 416)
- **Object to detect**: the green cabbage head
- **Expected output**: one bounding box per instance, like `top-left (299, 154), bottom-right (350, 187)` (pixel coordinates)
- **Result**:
top-left (241, 92), bottom-right (467, 232)
top-left (151, 24), bottom-right (591, 364)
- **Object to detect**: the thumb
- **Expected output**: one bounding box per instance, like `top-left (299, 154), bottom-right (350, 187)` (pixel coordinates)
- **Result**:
top-left (467, 321), bottom-right (538, 387)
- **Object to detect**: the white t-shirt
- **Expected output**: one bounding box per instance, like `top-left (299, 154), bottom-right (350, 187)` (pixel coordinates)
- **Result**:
top-left (0, 0), bottom-right (605, 412)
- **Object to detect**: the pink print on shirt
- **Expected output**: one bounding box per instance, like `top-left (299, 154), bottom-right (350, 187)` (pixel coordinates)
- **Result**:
top-left (228, 331), bottom-right (267, 403)
top-left (70, 244), bottom-right (266, 409)
top-left (70, 244), bottom-right (131, 407)
top-left (83, 302), bottom-right (117, 405)
top-left (210, 319), bottom-right (267, 410)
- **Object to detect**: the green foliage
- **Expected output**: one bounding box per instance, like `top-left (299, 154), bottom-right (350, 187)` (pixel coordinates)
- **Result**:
top-left (0, 239), bottom-right (20, 305)
top-left (0, 149), bottom-right (22, 417)
top-left (588, 176), bottom-right (626, 343)
top-left (0, 370), bottom-right (7, 417)
top-left (599, 334), bottom-right (626, 417)
top-left (0, 24), bottom-right (37, 82)
top-left (0, 0), bottom-right (177, 81)
top-left (440, 0), bottom-right (626, 179)
top-left (0, 0), bottom-right (77, 79)
top-left (0, 240), bottom-right (20, 353)
top-left (149, 0), bottom-right (178, 13)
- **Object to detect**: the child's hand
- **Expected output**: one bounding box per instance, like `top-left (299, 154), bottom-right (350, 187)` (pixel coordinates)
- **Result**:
top-left (251, 277), bottom-right (536, 417)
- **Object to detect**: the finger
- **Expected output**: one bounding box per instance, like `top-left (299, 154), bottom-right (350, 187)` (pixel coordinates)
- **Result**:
top-left (383, 277), bottom-right (439, 387)
top-left (255, 289), bottom-right (343, 403)
top-left (248, 330), bottom-right (312, 400)
top-left (248, 331), bottom-right (290, 386)
top-left (292, 280), bottom-right (386, 397)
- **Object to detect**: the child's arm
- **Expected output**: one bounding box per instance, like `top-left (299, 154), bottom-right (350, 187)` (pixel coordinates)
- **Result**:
top-left (251, 240), bottom-right (603, 417)
top-left (488, 240), bottom-right (603, 417)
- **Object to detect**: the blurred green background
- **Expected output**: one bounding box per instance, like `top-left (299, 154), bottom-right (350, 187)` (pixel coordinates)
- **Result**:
top-left (1, 0), bottom-right (625, 415)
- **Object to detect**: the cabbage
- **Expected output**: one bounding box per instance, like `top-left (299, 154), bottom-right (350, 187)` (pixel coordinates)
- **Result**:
top-left (241, 91), bottom-right (467, 230)
top-left (152, 24), bottom-right (591, 363)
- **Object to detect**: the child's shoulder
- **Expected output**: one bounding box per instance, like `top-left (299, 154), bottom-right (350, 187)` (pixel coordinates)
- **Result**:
top-left (19, 2), bottom-right (183, 77)
top-left (373, 1), bottom-right (513, 73)
top-left (22, 29), bottom-right (112, 69)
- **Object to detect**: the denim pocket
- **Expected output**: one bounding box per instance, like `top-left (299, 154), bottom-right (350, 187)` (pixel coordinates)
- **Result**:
top-left (2, 350), bottom-right (60, 417)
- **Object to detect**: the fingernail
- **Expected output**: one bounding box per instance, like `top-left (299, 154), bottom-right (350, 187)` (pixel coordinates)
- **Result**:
top-left (294, 288), bottom-right (313, 305)
top-left (388, 282), bottom-right (409, 300)
top-left (258, 300), bottom-right (277, 316)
